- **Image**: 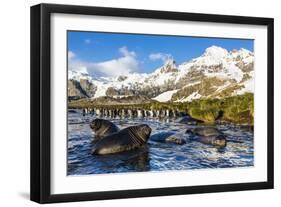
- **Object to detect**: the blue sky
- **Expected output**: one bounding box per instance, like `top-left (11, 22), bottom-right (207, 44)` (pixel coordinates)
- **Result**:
top-left (68, 31), bottom-right (253, 77)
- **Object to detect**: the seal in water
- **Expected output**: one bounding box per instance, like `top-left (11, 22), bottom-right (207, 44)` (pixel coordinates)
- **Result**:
top-left (186, 127), bottom-right (227, 148)
top-left (150, 132), bottom-right (186, 145)
top-left (165, 135), bottom-right (186, 145)
top-left (197, 134), bottom-right (226, 148)
top-left (90, 119), bottom-right (119, 140)
top-left (91, 124), bottom-right (152, 155)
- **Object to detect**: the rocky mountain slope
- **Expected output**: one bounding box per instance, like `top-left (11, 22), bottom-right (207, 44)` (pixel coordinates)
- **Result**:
top-left (68, 46), bottom-right (254, 103)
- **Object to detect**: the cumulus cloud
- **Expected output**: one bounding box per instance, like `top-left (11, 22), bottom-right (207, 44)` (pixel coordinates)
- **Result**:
top-left (68, 60), bottom-right (88, 74)
top-left (68, 51), bottom-right (75, 60)
top-left (119, 46), bottom-right (136, 57)
top-left (68, 47), bottom-right (139, 77)
top-left (149, 52), bottom-right (172, 63)
top-left (68, 51), bottom-right (88, 73)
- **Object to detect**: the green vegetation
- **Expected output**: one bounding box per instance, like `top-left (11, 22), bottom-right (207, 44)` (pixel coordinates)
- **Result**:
top-left (188, 93), bottom-right (253, 124)
top-left (68, 93), bottom-right (254, 125)
top-left (221, 93), bottom-right (254, 125)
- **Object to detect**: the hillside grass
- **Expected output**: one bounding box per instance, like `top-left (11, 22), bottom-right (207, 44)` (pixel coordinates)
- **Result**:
top-left (188, 93), bottom-right (253, 124)
top-left (68, 93), bottom-right (254, 125)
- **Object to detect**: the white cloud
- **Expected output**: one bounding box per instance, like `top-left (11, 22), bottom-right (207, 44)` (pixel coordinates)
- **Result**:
top-left (68, 51), bottom-right (75, 60)
top-left (84, 39), bottom-right (91, 44)
top-left (149, 52), bottom-right (172, 63)
top-left (119, 46), bottom-right (136, 57)
top-left (68, 47), bottom-right (139, 77)
top-left (68, 51), bottom-right (87, 73)
top-left (68, 60), bottom-right (88, 74)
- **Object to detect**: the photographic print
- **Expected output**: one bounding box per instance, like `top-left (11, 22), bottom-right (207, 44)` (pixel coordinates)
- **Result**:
top-left (31, 4), bottom-right (273, 203)
top-left (67, 31), bottom-right (254, 176)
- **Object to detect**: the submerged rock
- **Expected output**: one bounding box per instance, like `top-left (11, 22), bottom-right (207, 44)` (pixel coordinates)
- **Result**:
top-left (176, 116), bottom-right (200, 125)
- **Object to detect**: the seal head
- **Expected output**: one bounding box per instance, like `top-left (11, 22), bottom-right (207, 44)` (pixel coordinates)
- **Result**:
top-left (186, 126), bottom-right (227, 148)
top-left (198, 134), bottom-right (227, 148)
top-left (90, 118), bottom-right (119, 139)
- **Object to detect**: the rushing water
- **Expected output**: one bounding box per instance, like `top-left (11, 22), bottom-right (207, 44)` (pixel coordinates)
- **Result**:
top-left (67, 109), bottom-right (254, 175)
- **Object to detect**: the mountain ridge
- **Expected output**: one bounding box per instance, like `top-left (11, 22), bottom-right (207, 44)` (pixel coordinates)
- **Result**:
top-left (68, 46), bottom-right (254, 103)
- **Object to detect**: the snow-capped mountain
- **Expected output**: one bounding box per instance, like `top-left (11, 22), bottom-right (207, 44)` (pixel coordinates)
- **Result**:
top-left (68, 46), bottom-right (254, 102)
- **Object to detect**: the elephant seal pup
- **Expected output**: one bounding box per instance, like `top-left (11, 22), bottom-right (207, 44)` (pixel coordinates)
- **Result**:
top-left (165, 135), bottom-right (186, 145)
top-left (150, 132), bottom-right (186, 145)
top-left (197, 134), bottom-right (226, 148)
top-left (90, 119), bottom-right (119, 139)
top-left (186, 127), bottom-right (222, 136)
top-left (91, 124), bottom-right (152, 155)
top-left (186, 127), bottom-right (226, 148)
top-left (150, 132), bottom-right (174, 142)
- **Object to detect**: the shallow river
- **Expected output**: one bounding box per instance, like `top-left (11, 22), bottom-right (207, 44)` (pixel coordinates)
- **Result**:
top-left (67, 109), bottom-right (254, 175)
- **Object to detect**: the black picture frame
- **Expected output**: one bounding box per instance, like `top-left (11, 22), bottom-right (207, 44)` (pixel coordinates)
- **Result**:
top-left (30, 3), bottom-right (274, 204)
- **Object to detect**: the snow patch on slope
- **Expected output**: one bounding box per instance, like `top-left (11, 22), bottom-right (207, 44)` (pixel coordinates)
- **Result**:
top-left (152, 89), bottom-right (179, 102)
top-left (175, 92), bottom-right (202, 102)
top-left (236, 78), bottom-right (255, 95)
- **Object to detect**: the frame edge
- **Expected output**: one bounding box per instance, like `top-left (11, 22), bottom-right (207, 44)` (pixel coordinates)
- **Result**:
top-left (30, 3), bottom-right (274, 203)
top-left (30, 4), bottom-right (42, 203)
top-left (267, 18), bottom-right (274, 189)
